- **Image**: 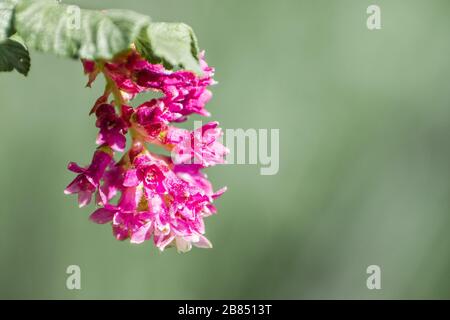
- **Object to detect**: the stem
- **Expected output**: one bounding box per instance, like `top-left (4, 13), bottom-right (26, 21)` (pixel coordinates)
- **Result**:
top-left (101, 69), bottom-right (142, 148)
top-left (104, 74), bottom-right (124, 113)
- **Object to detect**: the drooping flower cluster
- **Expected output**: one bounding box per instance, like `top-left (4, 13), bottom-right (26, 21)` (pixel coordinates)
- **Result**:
top-left (65, 49), bottom-right (228, 252)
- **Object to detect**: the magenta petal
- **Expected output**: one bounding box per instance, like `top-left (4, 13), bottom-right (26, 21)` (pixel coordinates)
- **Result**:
top-left (64, 178), bottom-right (81, 194)
top-left (90, 208), bottom-right (116, 224)
top-left (78, 190), bottom-right (92, 208)
top-left (96, 187), bottom-right (108, 206)
top-left (130, 222), bottom-right (153, 244)
top-left (110, 134), bottom-right (126, 152)
top-left (212, 186), bottom-right (227, 199)
top-left (113, 225), bottom-right (129, 241)
top-left (96, 133), bottom-right (106, 146)
top-left (67, 162), bottom-right (85, 173)
top-left (156, 235), bottom-right (175, 251)
top-left (123, 169), bottom-right (139, 187)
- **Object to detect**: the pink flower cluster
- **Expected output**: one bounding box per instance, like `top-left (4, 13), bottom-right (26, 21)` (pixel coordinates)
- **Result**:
top-left (65, 49), bottom-right (227, 252)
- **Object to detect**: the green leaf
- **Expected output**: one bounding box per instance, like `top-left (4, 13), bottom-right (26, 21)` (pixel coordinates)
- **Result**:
top-left (4, 1), bottom-right (203, 77)
top-left (0, 36), bottom-right (30, 75)
top-left (136, 22), bottom-right (202, 74)
top-left (13, 0), bottom-right (151, 60)
top-left (0, 1), bottom-right (15, 42)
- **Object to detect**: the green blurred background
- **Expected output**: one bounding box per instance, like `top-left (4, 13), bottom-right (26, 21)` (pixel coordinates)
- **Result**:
top-left (1, 0), bottom-right (450, 299)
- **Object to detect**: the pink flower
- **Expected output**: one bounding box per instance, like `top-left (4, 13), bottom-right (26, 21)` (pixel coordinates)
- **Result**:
top-left (150, 190), bottom-right (214, 252)
top-left (65, 150), bottom-right (113, 207)
top-left (132, 100), bottom-right (174, 139)
top-left (102, 52), bottom-right (144, 97)
top-left (174, 163), bottom-right (227, 198)
top-left (173, 164), bottom-right (226, 215)
top-left (90, 186), bottom-right (153, 242)
top-left (95, 104), bottom-right (128, 152)
top-left (166, 122), bottom-right (229, 167)
top-left (114, 152), bottom-right (220, 251)
top-left (123, 153), bottom-right (169, 194)
top-left (97, 163), bottom-right (124, 205)
top-left (135, 52), bottom-right (215, 118)
top-left (100, 50), bottom-right (215, 120)
top-left (152, 211), bottom-right (212, 252)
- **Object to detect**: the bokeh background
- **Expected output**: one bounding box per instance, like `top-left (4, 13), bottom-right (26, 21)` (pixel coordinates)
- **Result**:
top-left (1, 0), bottom-right (450, 299)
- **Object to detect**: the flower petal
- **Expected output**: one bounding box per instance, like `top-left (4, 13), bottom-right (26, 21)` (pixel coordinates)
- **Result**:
top-left (130, 222), bottom-right (153, 244)
top-left (78, 190), bottom-right (92, 208)
top-left (123, 169), bottom-right (139, 187)
top-left (193, 235), bottom-right (213, 249)
top-left (89, 207), bottom-right (116, 224)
